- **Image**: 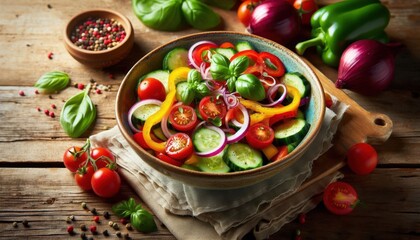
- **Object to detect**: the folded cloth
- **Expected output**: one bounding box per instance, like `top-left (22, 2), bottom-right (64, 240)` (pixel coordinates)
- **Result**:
top-left (90, 99), bottom-right (348, 240)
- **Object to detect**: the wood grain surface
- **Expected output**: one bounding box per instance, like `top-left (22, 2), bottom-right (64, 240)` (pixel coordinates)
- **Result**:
top-left (1, 0), bottom-right (420, 239)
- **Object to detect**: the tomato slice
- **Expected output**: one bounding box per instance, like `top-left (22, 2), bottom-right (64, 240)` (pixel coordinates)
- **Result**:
top-left (323, 182), bottom-right (359, 215)
top-left (219, 42), bottom-right (235, 49)
top-left (259, 52), bottom-right (285, 77)
top-left (245, 123), bottom-right (275, 149)
top-left (198, 96), bottom-right (227, 123)
top-left (165, 133), bottom-right (193, 161)
top-left (169, 104), bottom-right (198, 132)
top-left (156, 152), bottom-right (183, 167)
top-left (192, 43), bottom-right (218, 68)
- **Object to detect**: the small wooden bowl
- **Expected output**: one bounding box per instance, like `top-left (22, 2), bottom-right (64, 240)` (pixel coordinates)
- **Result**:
top-left (64, 9), bottom-right (134, 68)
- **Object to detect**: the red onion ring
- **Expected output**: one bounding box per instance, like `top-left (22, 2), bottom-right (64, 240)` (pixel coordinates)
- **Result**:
top-left (128, 99), bottom-right (162, 133)
top-left (161, 102), bottom-right (182, 138)
top-left (193, 121), bottom-right (227, 157)
top-left (227, 104), bottom-right (250, 144)
top-left (187, 41), bottom-right (216, 70)
top-left (261, 83), bottom-right (287, 107)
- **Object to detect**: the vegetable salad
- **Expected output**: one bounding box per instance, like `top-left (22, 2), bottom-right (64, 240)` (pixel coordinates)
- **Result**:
top-left (128, 41), bottom-right (312, 172)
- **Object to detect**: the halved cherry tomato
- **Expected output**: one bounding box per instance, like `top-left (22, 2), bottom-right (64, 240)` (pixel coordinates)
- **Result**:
top-left (165, 133), bottom-right (193, 161)
top-left (346, 143), bottom-right (378, 175)
top-left (259, 52), bottom-right (285, 77)
top-left (237, 0), bottom-right (261, 27)
top-left (293, 0), bottom-right (318, 26)
top-left (246, 123), bottom-right (275, 149)
top-left (137, 77), bottom-right (166, 101)
top-left (225, 106), bottom-right (244, 126)
top-left (156, 152), bottom-right (183, 167)
top-left (270, 145), bottom-right (289, 162)
top-left (198, 96), bottom-right (227, 122)
top-left (90, 147), bottom-right (116, 170)
top-left (192, 42), bottom-right (218, 68)
top-left (219, 42), bottom-right (235, 49)
top-left (169, 104), bottom-right (198, 132)
top-left (323, 182), bottom-right (359, 215)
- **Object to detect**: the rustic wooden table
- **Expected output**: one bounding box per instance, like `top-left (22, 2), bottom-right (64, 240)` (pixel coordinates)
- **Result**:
top-left (1, 0), bottom-right (419, 239)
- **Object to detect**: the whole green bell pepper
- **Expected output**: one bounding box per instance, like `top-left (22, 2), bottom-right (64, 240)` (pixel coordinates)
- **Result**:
top-left (295, 0), bottom-right (390, 67)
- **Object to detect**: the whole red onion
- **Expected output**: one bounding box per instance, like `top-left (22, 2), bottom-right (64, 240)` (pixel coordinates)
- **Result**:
top-left (335, 40), bottom-right (401, 96)
top-left (247, 0), bottom-right (301, 46)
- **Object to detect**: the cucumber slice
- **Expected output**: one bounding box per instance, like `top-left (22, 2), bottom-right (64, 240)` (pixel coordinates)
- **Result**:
top-left (235, 41), bottom-right (254, 52)
top-left (282, 72), bottom-right (311, 97)
top-left (195, 150), bottom-right (230, 173)
top-left (273, 118), bottom-right (310, 145)
top-left (163, 48), bottom-right (189, 71)
top-left (224, 143), bottom-right (263, 171)
top-left (192, 127), bottom-right (223, 152)
top-left (214, 48), bottom-right (237, 60)
top-left (139, 70), bottom-right (170, 93)
top-left (131, 102), bottom-right (161, 124)
top-left (175, 81), bottom-right (188, 102)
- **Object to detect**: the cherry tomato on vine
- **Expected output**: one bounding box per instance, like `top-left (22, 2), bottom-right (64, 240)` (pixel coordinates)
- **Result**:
top-left (198, 96), bottom-right (227, 123)
top-left (63, 146), bottom-right (88, 172)
top-left (293, 0), bottom-right (318, 26)
top-left (74, 166), bottom-right (94, 191)
top-left (237, 0), bottom-right (260, 27)
top-left (91, 168), bottom-right (121, 198)
top-left (90, 147), bottom-right (116, 169)
top-left (323, 182), bottom-right (359, 215)
top-left (246, 123), bottom-right (275, 149)
top-left (346, 143), bottom-right (378, 175)
top-left (169, 104), bottom-right (198, 132)
top-left (165, 133), bottom-right (193, 161)
top-left (137, 77), bottom-right (166, 101)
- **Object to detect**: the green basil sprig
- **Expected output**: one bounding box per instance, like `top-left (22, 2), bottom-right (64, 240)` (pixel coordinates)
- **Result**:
top-left (34, 71), bottom-right (70, 93)
top-left (132, 0), bottom-right (221, 31)
top-left (60, 86), bottom-right (96, 138)
top-left (112, 198), bottom-right (157, 233)
top-left (210, 54), bottom-right (249, 92)
top-left (181, 69), bottom-right (210, 104)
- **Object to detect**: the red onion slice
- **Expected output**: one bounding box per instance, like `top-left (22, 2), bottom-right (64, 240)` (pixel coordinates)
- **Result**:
top-left (128, 99), bottom-right (162, 133)
top-left (161, 102), bottom-right (182, 138)
top-left (188, 41), bottom-right (216, 70)
top-left (227, 104), bottom-right (250, 144)
top-left (261, 83), bottom-right (287, 107)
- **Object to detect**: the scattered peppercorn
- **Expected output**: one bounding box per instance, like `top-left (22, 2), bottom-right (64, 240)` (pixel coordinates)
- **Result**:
top-left (112, 222), bottom-right (119, 230)
top-left (51, 104), bottom-right (56, 109)
top-left (115, 231), bottom-right (122, 237)
top-left (102, 229), bottom-right (109, 236)
top-left (49, 112), bottom-right (55, 118)
top-left (89, 225), bottom-right (97, 234)
top-left (22, 219), bottom-right (29, 227)
top-left (103, 211), bottom-right (110, 219)
top-left (36, 107), bottom-right (41, 112)
top-left (80, 232), bottom-right (86, 239)
top-left (69, 215), bottom-right (75, 221)
top-left (93, 216), bottom-right (100, 223)
top-left (48, 95), bottom-right (53, 99)
top-left (80, 224), bottom-right (87, 231)
top-left (123, 233), bottom-right (130, 239)
top-left (12, 222), bottom-right (18, 228)
top-left (48, 52), bottom-right (54, 60)
top-left (108, 73), bottom-right (115, 79)
top-left (44, 109), bottom-right (49, 116)
top-left (67, 225), bottom-right (74, 234)
top-left (70, 17), bottom-right (126, 51)
top-left (108, 221), bottom-right (114, 226)
top-left (88, 237), bottom-right (94, 240)
top-left (35, 89), bottom-right (39, 94)
top-left (90, 78), bottom-right (96, 83)
top-left (77, 83), bottom-right (85, 90)
top-left (120, 218), bottom-right (128, 225)
top-left (125, 223), bottom-right (132, 230)
top-left (81, 202), bottom-right (88, 209)
top-left (18, 90), bottom-right (25, 96)
top-left (47, 4), bottom-right (52, 9)
top-left (295, 229), bottom-right (302, 240)
top-left (298, 213), bottom-right (306, 224)
top-left (95, 89), bottom-right (102, 94)
top-left (66, 216), bottom-right (72, 223)
top-left (90, 208), bottom-right (97, 215)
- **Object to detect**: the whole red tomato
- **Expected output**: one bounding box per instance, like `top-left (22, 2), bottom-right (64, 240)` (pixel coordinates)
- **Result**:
top-left (90, 147), bottom-right (116, 169)
top-left (137, 77), bottom-right (166, 101)
top-left (63, 146), bottom-right (88, 172)
top-left (74, 166), bottom-right (94, 191)
top-left (293, 0), bottom-right (318, 26)
top-left (346, 143), bottom-right (378, 175)
top-left (91, 168), bottom-right (121, 198)
top-left (323, 182), bottom-right (359, 215)
top-left (237, 0), bottom-right (261, 27)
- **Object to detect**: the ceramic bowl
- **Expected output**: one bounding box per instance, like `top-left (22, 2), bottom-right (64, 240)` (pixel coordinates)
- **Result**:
top-left (64, 9), bottom-right (134, 68)
top-left (116, 31), bottom-right (325, 189)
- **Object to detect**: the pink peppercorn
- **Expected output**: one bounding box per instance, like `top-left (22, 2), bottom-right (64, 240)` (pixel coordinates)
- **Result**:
top-left (93, 216), bottom-right (100, 223)
top-left (49, 112), bottom-right (55, 118)
top-left (36, 107), bottom-right (41, 112)
top-left (44, 109), bottom-right (50, 116)
top-left (48, 52), bottom-right (53, 59)
top-left (51, 104), bottom-right (56, 109)
top-left (89, 225), bottom-right (97, 233)
top-left (67, 225), bottom-right (74, 234)
top-left (18, 90), bottom-right (25, 96)
top-left (77, 83), bottom-right (85, 90)
top-left (95, 89), bottom-right (102, 94)
top-left (298, 213), bottom-right (306, 224)
top-left (35, 89), bottom-right (39, 94)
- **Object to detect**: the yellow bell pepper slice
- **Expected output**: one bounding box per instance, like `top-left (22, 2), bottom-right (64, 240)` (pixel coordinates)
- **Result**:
top-left (240, 85), bottom-right (301, 125)
top-left (142, 67), bottom-right (191, 152)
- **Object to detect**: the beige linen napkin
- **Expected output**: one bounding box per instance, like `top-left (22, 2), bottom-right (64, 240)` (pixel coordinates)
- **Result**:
top-left (90, 99), bottom-right (348, 240)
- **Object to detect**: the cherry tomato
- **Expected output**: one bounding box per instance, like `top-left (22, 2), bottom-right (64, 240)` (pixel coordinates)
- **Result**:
top-left (246, 123), bottom-right (275, 149)
top-left (225, 106), bottom-right (244, 126)
top-left (156, 152), bottom-right (183, 167)
top-left (91, 168), bottom-right (121, 198)
top-left (270, 145), bottom-right (289, 162)
top-left (137, 77), bottom-right (166, 101)
top-left (169, 104), bottom-right (198, 132)
top-left (198, 96), bottom-right (227, 122)
top-left (90, 147), bottom-right (116, 169)
top-left (346, 143), bottom-right (378, 175)
top-left (293, 0), bottom-right (318, 26)
top-left (324, 92), bottom-right (334, 108)
top-left (192, 42), bottom-right (218, 68)
top-left (165, 133), bottom-right (193, 161)
top-left (237, 0), bottom-right (260, 27)
top-left (219, 42), bottom-right (235, 49)
top-left (323, 182), bottom-right (359, 215)
top-left (133, 131), bottom-right (150, 149)
top-left (259, 52), bottom-right (286, 77)
top-left (63, 146), bottom-right (88, 172)
top-left (74, 166), bottom-right (94, 191)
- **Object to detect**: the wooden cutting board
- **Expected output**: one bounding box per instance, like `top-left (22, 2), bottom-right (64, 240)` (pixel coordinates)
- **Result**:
top-left (298, 59), bottom-right (393, 190)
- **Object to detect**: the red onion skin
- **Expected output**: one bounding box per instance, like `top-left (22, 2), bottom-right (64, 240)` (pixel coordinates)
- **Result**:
top-left (247, 0), bottom-right (301, 46)
top-left (336, 40), bottom-right (400, 96)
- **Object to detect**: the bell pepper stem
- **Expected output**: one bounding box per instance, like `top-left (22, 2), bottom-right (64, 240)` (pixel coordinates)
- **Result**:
top-left (295, 33), bottom-right (325, 55)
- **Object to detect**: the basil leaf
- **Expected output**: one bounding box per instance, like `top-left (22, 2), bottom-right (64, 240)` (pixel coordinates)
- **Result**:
top-left (34, 71), bottom-right (70, 93)
top-left (210, 54), bottom-right (230, 80)
top-left (229, 56), bottom-right (249, 77)
top-left (181, 86), bottom-right (195, 105)
top-left (132, 0), bottom-right (184, 31)
top-left (202, 0), bottom-right (237, 9)
top-left (112, 198), bottom-right (141, 218)
top-left (60, 87), bottom-right (96, 138)
top-left (227, 76), bottom-right (237, 93)
top-left (131, 209), bottom-right (157, 233)
top-left (187, 69), bottom-right (202, 84)
top-left (236, 74), bottom-right (266, 101)
top-left (196, 82), bottom-right (210, 98)
top-left (181, 0), bottom-right (221, 30)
